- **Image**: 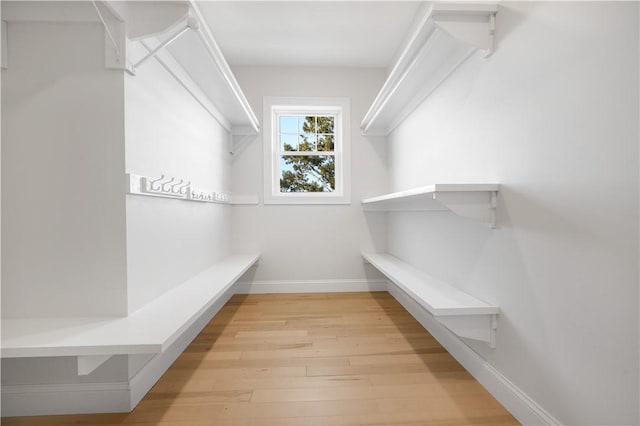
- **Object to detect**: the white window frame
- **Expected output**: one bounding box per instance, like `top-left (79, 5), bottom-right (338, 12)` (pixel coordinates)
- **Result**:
top-left (263, 96), bottom-right (351, 205)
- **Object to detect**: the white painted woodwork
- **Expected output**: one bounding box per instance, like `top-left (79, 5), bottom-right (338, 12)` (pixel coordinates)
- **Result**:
top-left (2, 0), bottom-right (259, 133)
top-left (363, 252), bottom-right (498, 346)
top-left (1, 286), bottom-right (237, 417)
top-left (135, 37), bottom-right (231, 131)
top-left (126, 172), bottom-right (258, 205)
top-left (362, 184), bottom-right (499, 227)
top-left (385, 3), bottom-right (639, 423)
top-left (1, 254), bottom-right (260, 359)
top-left (159, 0), bottom-right (260, 133)
top-left (77, 355), bottom-right (113, 376)
top-left (104, 0), bottom-right (254, 128)
top-left (235, 278), bottom-right (389, 294)
top-left (361, 2), bottom-right (498, 135)
top-left (262, 96), bottom-right (351, 205)
top-left (388, 284), bottom-right (561, 425)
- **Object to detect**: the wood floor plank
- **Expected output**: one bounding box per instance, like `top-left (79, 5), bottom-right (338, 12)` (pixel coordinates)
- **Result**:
top-left (218, 399), bottom-right (381, 420)
top-left (2, 292), bottom-right (518, 426)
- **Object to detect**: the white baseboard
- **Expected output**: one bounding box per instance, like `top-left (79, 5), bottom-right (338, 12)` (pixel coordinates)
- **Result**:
top-left (1, 287), bottom-right (235, 418)
top-left (1, 382), bottom-right (131, 417)
top-left (387, 284), bottom-right (561, 426)
top-left (235, 278), bottom-right (388, 294)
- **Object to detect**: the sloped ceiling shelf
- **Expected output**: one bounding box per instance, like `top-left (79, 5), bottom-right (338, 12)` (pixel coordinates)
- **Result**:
top-left (361, 2), bottom-right (498, 136)
top-left (362, 184), bottom-right (499, 227)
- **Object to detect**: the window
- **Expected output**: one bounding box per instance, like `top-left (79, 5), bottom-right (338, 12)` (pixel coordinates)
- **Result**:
top-left (263, 97), bottom-right (350, 204)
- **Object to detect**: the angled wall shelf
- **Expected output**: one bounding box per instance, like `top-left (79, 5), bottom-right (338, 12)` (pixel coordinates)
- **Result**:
top-left (362, 184), bottom-right (499, 227)
top-left (361, 2), bottom-right (498, 136)
top-left (363, 253), bottom-right (499, 347)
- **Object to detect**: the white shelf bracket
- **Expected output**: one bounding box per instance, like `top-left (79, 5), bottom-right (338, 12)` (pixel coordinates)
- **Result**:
top-left (131, 17), bottom-right (198, 73)
top-left (486, 13), bottom-right (497, 58)
top-left (92, 1), bottom-right (134, 75)
top-left (432, 4), bottom-right (498, 58)
top-left (490, 313), bottom-right (498, 348)
top-left (433, 190), bottom-right (498, 228)
top-left (229, 134), bottom-right (257, 156)
top-left (437, 313), bottom-right (498, 348)
top-left (77, 354), bottom-right (113, 376)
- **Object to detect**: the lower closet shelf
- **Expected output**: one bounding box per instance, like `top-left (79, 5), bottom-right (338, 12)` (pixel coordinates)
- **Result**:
top-left (1, 253), bottom-right (260, 365)
top-left (363, 252), bottom-right (499, 347)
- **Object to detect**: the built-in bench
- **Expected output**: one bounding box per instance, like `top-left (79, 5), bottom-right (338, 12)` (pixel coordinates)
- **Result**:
top-left (363, 252), bottom-right (499, 347)
top-left (1, 253), bottom-right (260, 374)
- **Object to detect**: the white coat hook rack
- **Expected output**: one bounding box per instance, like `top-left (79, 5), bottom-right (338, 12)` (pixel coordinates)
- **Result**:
top-left (127, 173), bottom-right (229, 204)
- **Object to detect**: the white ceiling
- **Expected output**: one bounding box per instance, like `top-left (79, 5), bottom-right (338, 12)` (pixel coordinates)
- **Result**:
top-left (196, 1), bottom-right (423, 68)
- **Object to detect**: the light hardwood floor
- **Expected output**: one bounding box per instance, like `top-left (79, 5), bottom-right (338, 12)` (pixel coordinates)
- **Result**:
top-left (3, 292), bottom-right (519, 425)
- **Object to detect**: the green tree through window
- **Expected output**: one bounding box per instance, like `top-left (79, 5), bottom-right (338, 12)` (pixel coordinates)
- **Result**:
top-left (279, 115), bottom-right (336, 192)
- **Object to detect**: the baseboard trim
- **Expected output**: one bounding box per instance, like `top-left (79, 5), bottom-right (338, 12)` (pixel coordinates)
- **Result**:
top-left (235, 278), bottom-right (388, 294)
top-left (1, 382), bottom-right (131, 416)
top-left (387, 283), bottom-right (561, 426)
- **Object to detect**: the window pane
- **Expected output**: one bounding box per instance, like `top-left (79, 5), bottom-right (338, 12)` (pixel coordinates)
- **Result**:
top-left (299, 133), bottom-right (317, 151)
top-left (317, 116), bottom-right (335, 134)
top-left (281, 133), bottom-right (299, 151)
top-left (317, 135), bottom-right (335, 151)
top-left (279, 155), bottom-right (335, 193)
top-left (301, 116), bottom-right (316, 133)
top-left (280, 116), bottom-right (298, 134)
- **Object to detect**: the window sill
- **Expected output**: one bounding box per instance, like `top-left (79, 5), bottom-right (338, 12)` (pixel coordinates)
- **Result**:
top-left (264, 194), bottom-right (351, 205)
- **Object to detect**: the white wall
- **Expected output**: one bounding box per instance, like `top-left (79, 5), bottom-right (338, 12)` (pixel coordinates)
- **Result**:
top-left (1, 20), bottom-right (128, 318)
top-left (387, 2), bottom-right (638, 425)
top-left (231, 67), bottom-right (388, 286)
top-left (124, 42), bottom-right (234, 313)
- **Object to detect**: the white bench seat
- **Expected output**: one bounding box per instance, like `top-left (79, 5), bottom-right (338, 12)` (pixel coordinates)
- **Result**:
top-left (1, 253), bottom-right (260, 359)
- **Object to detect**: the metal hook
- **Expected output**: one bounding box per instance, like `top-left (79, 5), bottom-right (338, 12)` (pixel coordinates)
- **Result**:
top-left (161, 177), bottom-right (175, 192)
top-left (171, 179), bottom-right (184, 194)
top-left (149, 174), bottom-right (165, 191)
top-left (179, 181), bottom-right (191, 195)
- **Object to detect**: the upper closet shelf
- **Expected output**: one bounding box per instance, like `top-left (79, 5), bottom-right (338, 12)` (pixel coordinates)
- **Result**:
top-left (361, 2), bottom-right (498, 136)
top-left (362, 184), bottom-right (499, 227)
top-left (2, 0), bottom-right (259, 134)
top-left (107, 0), bottom-right (260, 134)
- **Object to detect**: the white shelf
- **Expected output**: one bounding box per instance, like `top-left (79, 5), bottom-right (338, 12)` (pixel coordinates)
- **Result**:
top-left (362, 184), bottom-right (499, 227)
top-left (2, 1), bottom-right (260, 134)
top-left (361, 2), bottom-right (498, 136)
top-left (1, 253), bottom-right (260, 361)
top-left (110, 1), bottom-right (260, 134)
top-left (363, 252), bottom-right (498, 347)
top-left (161, 1), bottom-right (260, 134)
